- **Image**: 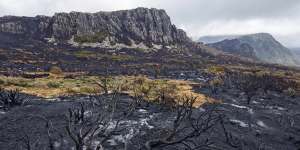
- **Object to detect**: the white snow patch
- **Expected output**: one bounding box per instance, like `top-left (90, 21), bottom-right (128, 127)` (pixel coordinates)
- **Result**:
top-left (266, 106), bottom-right (286, 111)
top-left (225, 103), bottom-right (255, 115)
top-left (139, 118), bottom-right (154, 129)
top-left (257, 121), bottom-right (268, 128)
top-left (152, 44), bottom-right (163, 49)
top-left (0, 111), bottom-right (6, 115)
top-left (45, 37), bottom-right (56, 43)
top-left (196, 77), bottom-right (208, 82)
top-left (198, 107), bottom-right (206, 112)
top-left (45, 98), bottom-right (57, 101)
top-left (276, 107), bottom-right (286, 111)
top-left (91, 141), bottom-right (101, 148)
top-left (138, 109), bottom-right (148, 113)
top-left (101, 113), bottom-right (156, 146)
top-left (230, 119), bottom-right (248, 127)
top-left (54, 141), bottom-right (61, 148)
top-left (114, 135), bottom-right (126, 143)
top-left (224, 103), bottom-right (248, 109)
top-left (107, 138), bottom-right (117, 146)
top-left (109, 128), bottom-right (138, 146)
top-left (108, 115), bottom-right (154, 130)
top-left (106, 121), bottom-right (120, 130)
top-left (230, 104), bottom-right (248, 109)
top-left (248, 109), bottom-right (254, 114)
top-left (124, 129), bottom-right (136, 141)
top-left (84, 110), bottom-right (93, 117)
top-left (230, 99), bottom-right (237, 103)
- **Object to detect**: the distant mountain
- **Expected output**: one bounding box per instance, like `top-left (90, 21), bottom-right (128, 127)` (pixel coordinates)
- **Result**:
top-left (207, 33), bottom-right (299, 66)
top-left (208, 39), bottom-right (257, 59)
top-left (291, 48), bottom-right (300, 57)
top-left (289, 47), bottom-right (300, 54)
top-left (198, 35), bottom-right (239, 44)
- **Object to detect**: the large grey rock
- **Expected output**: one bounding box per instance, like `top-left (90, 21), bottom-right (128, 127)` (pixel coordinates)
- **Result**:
top-left (0, 8), bottom-right (190, 46)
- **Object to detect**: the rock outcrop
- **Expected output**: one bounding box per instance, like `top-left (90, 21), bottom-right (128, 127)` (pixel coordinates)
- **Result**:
top-left (0, 8), bottom-right (190, 47)
top-left (208, 33), bottom-right (299, 66)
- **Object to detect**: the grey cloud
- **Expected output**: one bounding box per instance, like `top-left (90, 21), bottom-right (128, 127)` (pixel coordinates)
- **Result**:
top-left (139, 0), bottom-right (300, 24)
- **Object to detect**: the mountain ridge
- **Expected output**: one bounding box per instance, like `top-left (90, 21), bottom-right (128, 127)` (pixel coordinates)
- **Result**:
top-left (207, 33), bottom-right (299, 66)
top-left (198, 35), bottom-right (240, 44)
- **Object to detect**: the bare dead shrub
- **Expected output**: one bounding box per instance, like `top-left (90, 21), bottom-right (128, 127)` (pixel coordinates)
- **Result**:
top-left (221, 71), bottom-right (298, 104)
top-left (0, 88), bottom-right (27, 110)
top-left (145, 95), bottom-right (222, 150)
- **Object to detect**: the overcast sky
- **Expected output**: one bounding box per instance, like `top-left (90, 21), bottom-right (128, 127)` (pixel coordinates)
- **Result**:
top-left (1, 0), bottom-right (300, 47)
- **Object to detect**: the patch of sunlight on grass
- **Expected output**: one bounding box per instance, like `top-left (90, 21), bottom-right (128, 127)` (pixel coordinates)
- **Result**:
top-left (0, 73), bottom-right (217, 106)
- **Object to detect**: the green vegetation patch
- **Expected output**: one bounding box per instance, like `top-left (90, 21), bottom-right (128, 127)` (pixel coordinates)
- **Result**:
top-left (74, 31), bottom-right (109, 44)
top-left (74, 50), bottom-right (97, 58)
top-left (134, 47), bottom-right (147, 52)
top-left (5, 78), bottom-right (33, 87)
top-left (73, 50), bottom-right (135, 62)
top-left (0, 79), bottom-right (4, 85)
top-left (109, 55), bottom-right (135, 62)
top-left (47, 81), bottom-right (61, 88)
top-left (207, 66), bottom-right (226, 74)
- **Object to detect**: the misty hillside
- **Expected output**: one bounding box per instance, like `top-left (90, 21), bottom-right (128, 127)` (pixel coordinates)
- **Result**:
top-left (207, 33), bottom-right (299, 66)
top-left (291, 48), bottom-right (300, 57)
top-left (198, 35), bottom-right (239, 44)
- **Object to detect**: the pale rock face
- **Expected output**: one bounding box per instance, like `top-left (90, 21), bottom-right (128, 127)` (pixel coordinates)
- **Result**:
top-left (0, 8), bottom-right (191, 47)
top-left (0, 22), bottom-right (24, 34)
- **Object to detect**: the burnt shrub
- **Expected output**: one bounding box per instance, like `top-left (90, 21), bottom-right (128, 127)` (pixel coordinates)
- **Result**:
top-left (21, 73), bottom-right (50, 79)
top-left (222, 71), bottom-right (297, 93)
top-left (220, 71), bottom-right (298, 104)
top-left (283, 87), bottom-right (297, 98)
top-left (0, 88), bottom-right (27, 110)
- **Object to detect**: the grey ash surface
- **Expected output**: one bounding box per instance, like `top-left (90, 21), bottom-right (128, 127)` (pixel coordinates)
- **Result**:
top-left (0, 90), bottom-right (300, 150)
top-left (199, 87), bottom-right (300, 150)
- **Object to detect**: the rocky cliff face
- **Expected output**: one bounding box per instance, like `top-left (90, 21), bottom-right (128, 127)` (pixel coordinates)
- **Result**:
top-left (0, 8), bottom-right (190, 47)
top-left (209, 33), bottom-right (299, 66)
